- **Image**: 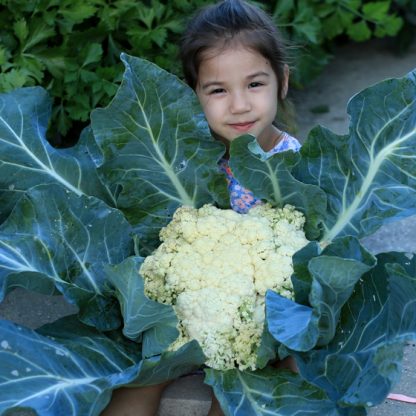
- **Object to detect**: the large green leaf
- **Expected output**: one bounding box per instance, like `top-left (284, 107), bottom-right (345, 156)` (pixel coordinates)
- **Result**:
top-left (229, 136), bottom-right (326, 239)
top-left (104, 255), bottom-right (206, 383)
top-left (132, 340), bottom-right (206, 387)
top-left (0, 184), bottom-right (132, 329)
top-left (91, 54), bottom-right (227, 253)
top-left (0, 309), bottom-right (204, 415)
top-left (266, 237), bottom-right (376, 351)
top-left (105, 257), bottom-right (206, 382)
top-left (0, 316), bottom-right (142, 416)
top-left (105, 256), bottom-right (179, 357)
top-left (293, 252), bottom-right (416, 408)
top-left (204, 367), bottom-right (356, 416)
top-left (294, 69), bottom-right (416, 244)
top-left (255, 324), bottom-right (279, 369)
top-left (0, 88), bottom-right (114, 221)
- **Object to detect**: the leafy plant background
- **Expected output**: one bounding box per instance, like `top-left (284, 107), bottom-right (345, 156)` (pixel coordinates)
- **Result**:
top-left (0, 0), bottom-right (414, 144)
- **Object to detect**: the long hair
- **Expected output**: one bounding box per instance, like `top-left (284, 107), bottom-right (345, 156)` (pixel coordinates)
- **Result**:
top-left (180, 0), bottom-right (288, 106)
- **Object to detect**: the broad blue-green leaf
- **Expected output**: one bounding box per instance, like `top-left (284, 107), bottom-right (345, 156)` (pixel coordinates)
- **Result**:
top-left (266, 294), bottom-right (315, 351)
top-left (266, 237), bottom-right (376, 350)
top-left (105, 256), bottom-right (179, 357)
top-left (255, 323), bottom-right (279, 369)
top-left (0, 184), bottom-right (132, 329)
top-left (229, 135), bottom-right (326, 239)
top-left (204, 367), bottom-right (349, 416)
top-left (295, 69), bottom-right (416, 244)
top-left (133, 340), bottom-right (206, 387)
top-left (91, 54), bottom-right (227, 253)
top-left (0, 88), bottom-right (114, 221)
top-left (105, 257), bottom-right (206, 380)
top-left (290, 241), bottom-right (321, 305)
top-left (291, 237), bottom-right (376, 306)
top-left (294, 252), bottom-right (416, 408)
top-left (0, 316), bottom-right (141, 416)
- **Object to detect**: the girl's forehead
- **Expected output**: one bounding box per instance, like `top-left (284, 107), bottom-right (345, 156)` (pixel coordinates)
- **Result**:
top-left (200, 42), bottom-right (261, 62)
top-left (198, 46), bottom-right (272, 77)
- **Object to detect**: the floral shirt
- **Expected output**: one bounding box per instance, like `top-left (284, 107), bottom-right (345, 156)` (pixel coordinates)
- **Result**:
top-left (219, 132), bottom-right (301, 213)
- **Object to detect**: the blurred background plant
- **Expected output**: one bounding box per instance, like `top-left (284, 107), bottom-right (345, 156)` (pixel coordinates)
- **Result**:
top-left (0, 0), bottom-right (414, 146)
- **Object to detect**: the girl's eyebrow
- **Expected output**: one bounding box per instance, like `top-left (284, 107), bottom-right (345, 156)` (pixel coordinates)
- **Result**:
top-left (200, 72), bottom-right (270, 91)
top-left (247, 71), bottom-right (270, 79)
top-left (200, 81), bottom-right (223, 90)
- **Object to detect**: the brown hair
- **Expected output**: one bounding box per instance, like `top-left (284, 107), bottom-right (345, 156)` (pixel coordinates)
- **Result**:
top-left (179, 0), bottom-right (288, 105)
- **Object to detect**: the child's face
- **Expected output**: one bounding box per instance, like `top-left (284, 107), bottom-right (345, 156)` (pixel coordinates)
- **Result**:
top-left (196, 46), bottom-right (287, 151)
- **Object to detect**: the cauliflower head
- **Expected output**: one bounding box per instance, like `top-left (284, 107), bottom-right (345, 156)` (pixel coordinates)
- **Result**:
top-left (140, 203), bottom-right (308, 371)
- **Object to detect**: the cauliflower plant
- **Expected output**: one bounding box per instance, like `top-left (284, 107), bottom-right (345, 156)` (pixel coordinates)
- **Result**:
top-left (140, 203), bottom-right (308, 371)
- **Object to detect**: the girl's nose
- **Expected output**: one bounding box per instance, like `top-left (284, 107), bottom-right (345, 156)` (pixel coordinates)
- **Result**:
top-left (229, 92), bottom-right (251, 114)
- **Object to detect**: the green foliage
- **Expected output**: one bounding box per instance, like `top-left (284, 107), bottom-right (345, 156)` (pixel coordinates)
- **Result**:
top-left (205, 367), bottom-right (340, 415)
top-left (0, 0), bottom-right (210, 142)
top-left (391, 0), bottom-right (416, 51)
top-left (271, 0), bottom-right (405, 87)
top-left (0, 0), bottom-right (411, 142)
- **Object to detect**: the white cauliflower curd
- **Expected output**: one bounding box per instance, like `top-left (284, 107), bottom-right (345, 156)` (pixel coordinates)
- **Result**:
top-left (140, 203), bottom-right (308, 370)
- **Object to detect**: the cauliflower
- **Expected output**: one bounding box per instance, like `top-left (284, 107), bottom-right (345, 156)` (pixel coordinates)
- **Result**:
top-left (140, 203), bottom-right (308, 371)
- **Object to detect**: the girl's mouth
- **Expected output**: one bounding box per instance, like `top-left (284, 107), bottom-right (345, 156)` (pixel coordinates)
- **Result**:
top-left (229, 121), bottom-right (255, 132)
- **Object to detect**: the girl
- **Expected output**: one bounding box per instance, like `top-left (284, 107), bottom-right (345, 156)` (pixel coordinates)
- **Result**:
top-left (181, 0), bottom-right (301, 214)
top-left (103, 1), bottom-right (299, 415)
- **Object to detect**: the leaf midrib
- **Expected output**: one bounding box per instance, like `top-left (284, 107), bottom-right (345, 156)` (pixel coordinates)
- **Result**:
top-left (135, 90), bottom-right (194, 207)
top-left (0, 112), bottom-right (83, 196)
top-left (322, 117), bottom-right (416, 245)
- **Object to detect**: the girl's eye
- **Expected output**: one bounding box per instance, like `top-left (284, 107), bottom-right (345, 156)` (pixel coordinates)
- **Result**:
top-left (249, 81), bottom-right (263, 88)
top-left (209, 88), bottom-right (225, 95)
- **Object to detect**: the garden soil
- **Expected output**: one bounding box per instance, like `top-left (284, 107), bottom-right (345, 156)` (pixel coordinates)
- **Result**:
top-left (1, 37), bottom-right (416, 416)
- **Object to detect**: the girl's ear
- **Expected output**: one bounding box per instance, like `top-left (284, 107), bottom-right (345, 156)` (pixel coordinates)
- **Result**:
top-left (280, 64), bottom-right (290, 99)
